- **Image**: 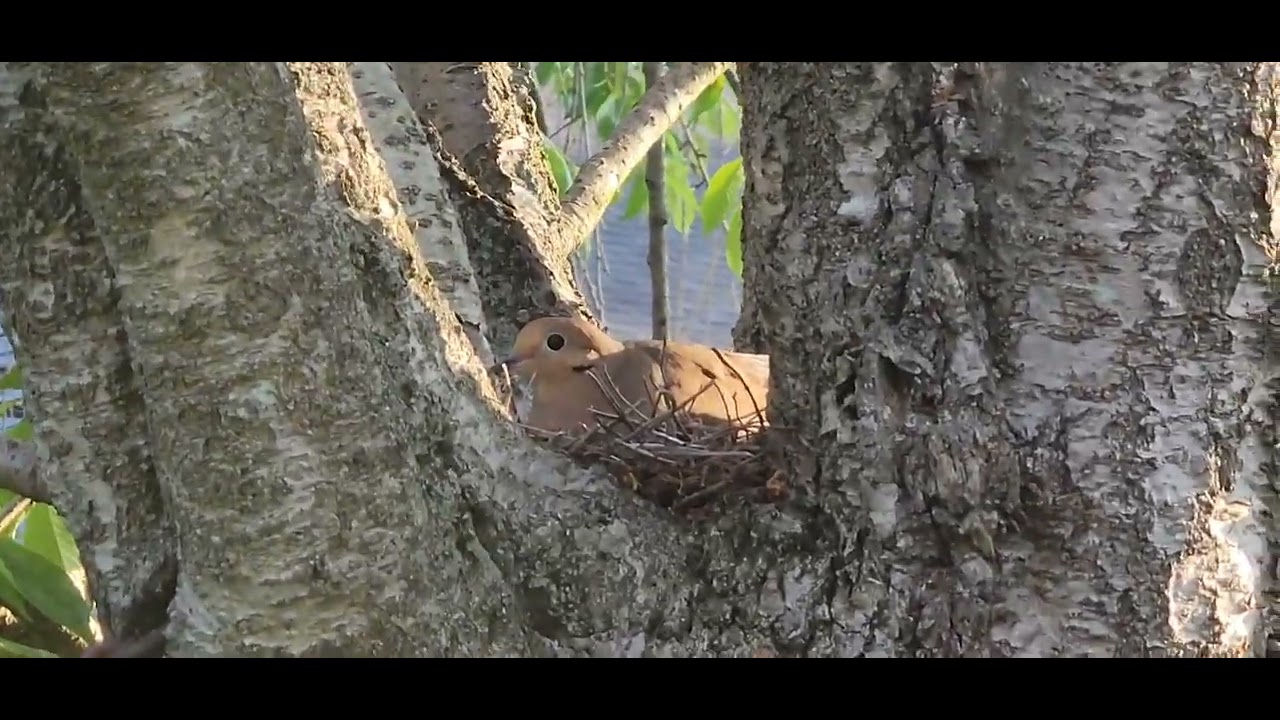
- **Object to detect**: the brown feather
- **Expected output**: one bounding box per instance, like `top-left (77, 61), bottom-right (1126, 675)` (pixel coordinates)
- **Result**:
top-left (499, 317), bottom-right (769, 434)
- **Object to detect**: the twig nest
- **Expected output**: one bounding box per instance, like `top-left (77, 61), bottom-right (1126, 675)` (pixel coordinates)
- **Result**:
top-left (517, 397), bottom-right (790, 514)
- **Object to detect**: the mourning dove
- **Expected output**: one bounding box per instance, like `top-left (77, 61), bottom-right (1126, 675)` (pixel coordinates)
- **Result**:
top-left (492, 317), bottom-right (770, 434)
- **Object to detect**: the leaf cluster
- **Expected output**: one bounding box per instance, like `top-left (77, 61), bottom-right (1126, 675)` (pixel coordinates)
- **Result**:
top-left (533, 62), bottom-right (745, 276)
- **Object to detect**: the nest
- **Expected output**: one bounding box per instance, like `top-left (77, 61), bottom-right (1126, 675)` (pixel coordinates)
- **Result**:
top-left (504, 367), bottom-right (790, 515)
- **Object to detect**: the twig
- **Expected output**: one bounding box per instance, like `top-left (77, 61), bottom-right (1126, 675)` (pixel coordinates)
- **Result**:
top-left (554, 62), bottom-right (731, 251)
top-left (675, 120), bottom-right (712, 188)
top-left (619, 379), bottom-right (716, 442)
top-left (646, 343), bottom-right (695, 438)
top-left (696, 409), bottom-right (769, 445)
top-left (672, 118), bottom-right (714, 323)
top-left (582, 365), bottom-right (645, 429)
top-left (566, 422), bottom-right (609, 453)
top-left (656, 339), bottom-right (671, 413)
top-left (710, 348), bottom-right (766, 430)
top-left (498, 363), bottom-right (520, 419)
top-left (631, 446), bottom-right (755, 460)
top-left (671, 478), bottom-right (733, 510)
top-left (549, 115), bottom-right (577, 141)
top-left (607, 442), bottom-right (677, 466)
top-left (1, 497), bottom-right (32, 534)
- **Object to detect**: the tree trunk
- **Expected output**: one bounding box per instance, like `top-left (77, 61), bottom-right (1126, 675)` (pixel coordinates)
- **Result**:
top-left (1, 62), bottom-right (1275, 657)
top-left (0, 62), bottom-right (523, 655)
top-left (733, 62), bottom-right (1278, 656)
top-left (389, 62), bottom-right (593, 353)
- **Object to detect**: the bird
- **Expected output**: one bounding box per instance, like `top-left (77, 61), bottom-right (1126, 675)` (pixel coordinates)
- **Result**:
top-left (491, 316), bottom-right (770, 435)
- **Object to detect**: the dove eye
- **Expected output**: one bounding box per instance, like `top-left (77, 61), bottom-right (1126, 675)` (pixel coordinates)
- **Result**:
top-left (546, 333), bottom-right (565, 351)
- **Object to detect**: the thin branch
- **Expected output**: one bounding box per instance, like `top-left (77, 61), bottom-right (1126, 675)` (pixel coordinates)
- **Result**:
top-left (676, 119), bottom-right (712, 189)
top-left (673, 118), bottom-right (714, 316)
top-left (549, 115), bottom-right (576, 140)
top-left (1, 497), bottom-right (32, 534)
top-left (553, 61), bottom-right (730, 251)
top-left (643, 63), bottom-right (671, 342)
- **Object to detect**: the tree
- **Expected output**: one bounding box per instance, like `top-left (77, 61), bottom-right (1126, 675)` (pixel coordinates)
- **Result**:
top-left (0, 62), bottom-right (1274, 657)
top-left (732, 62), bottom-right (1278, 656)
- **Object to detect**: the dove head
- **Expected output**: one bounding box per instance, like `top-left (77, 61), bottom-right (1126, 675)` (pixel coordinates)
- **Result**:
top-left (493, 317), bottom-right (625, 379)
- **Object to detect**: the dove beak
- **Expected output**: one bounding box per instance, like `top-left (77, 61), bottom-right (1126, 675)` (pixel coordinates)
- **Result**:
top-left (490, 354), bottom-right (529, 375)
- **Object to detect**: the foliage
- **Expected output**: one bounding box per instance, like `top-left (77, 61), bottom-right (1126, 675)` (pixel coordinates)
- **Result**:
top-left (532, 62), bottom-right (745, 277)
top-left (0, 363), bottom-right (94, 658)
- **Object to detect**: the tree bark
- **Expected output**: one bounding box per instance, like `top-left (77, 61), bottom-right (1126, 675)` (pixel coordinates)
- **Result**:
top-left (643, 62), bottom-right (670, 341)
top-left (1, 62), bottom-right (1275, 657)
top-left (389, 62), bottom-right (592, 353)
top-left (733, 62), bottom-right (1278, 656)
top-left (346, 62), bottom-right (496, 367)
top-left (0, 62), bottom-right (526, 655)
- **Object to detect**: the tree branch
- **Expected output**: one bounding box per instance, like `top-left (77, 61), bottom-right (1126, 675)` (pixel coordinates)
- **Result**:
top-left (553, 62), bottom-right (730, 252)
top-left (347, 62), bottom-right (496, 368)
top-left (643, 62), bottom-right (671, 342)
top-left (389, 62), bottom-right (593, 352)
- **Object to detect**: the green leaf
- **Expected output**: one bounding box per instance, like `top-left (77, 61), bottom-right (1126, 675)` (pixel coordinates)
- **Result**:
top-left (726, 206), bottom-right (744, 277)
top-left (664, 167), bottom-right (699, 236)
top-left (0, 399), bottom-right (18, 418)
top-left (622, 169), bottom-right (648, 220)
top-left (699, 98), bottom-right (742, 143)
top-left (616, 64), bottom-right (644, 113)
top-left (4, 418), bottom-right (32, 441)
top-left (701, 157), bottom-right (744, 233)
top-left (0, 636), bottom-right (57, 658)
top-left (611, 62), bottom-right (630, 96)
top-left (586, 62), bottom-right (608, 90)
top-left (534, 62), bottom-right (560, 87)
top-left (0, 364), bottom-right (21, 391)
top-left (20, 505), bottom-right (83, 579)
top-left (624, 72), bottom-right (646, 109)
top-left (551, 62), bottom-right (575, 96)
top-left (584, 65), bottom-right (611, 118)
top-left (0, 537), bottom-right (93, 642)
top-left (595, 93), bottom-right (619, 140)
top-left (0, 553), bottom-right (32, 620)
top-left (663, 141), bottom-right (693, 191)
top-left (687, 131), bottom-right (711, 169)
top-left (720, 101), bottom-right (742, 141)
top-left (688, 76), bottom-right (726, 123)
top-left (542, 138), bottom-right (575, 197)
top-left (662, 132), bottom-right (682, 157)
